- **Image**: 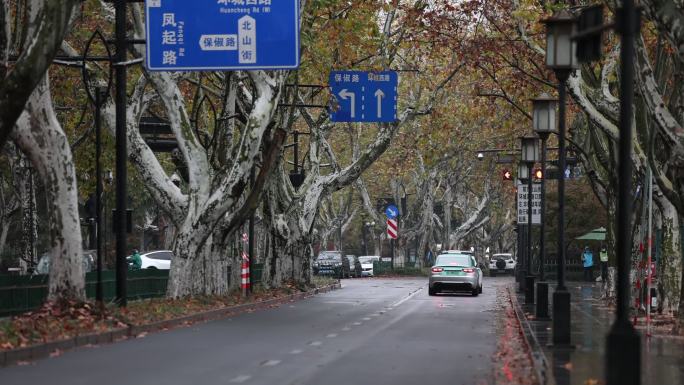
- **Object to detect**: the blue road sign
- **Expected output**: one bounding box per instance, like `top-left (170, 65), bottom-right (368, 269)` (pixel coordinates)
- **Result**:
top-left (385, 204), bottom-right (399, 219)
top-left (145, 0), bottom-right (299, 71)
top-left (329, 71), bottom-right (398, 123)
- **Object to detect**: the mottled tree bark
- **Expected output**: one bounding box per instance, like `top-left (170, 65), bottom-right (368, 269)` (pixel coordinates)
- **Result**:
top-left (0, 0), bottom-right (81, 148)
top-left (12, 77), bottom-right (84, 301)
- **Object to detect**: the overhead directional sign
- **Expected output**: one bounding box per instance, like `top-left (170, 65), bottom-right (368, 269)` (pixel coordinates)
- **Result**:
top-left (385, 204), bottom-right (399, 219)
top-left (329, 71), bottom-right (398, 123)
top-left (145, 0), bottom-right (299, 71)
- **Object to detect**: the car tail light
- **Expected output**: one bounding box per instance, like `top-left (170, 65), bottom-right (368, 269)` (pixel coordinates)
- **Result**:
top-left (431, 267), bottom-right (444, 273)
top-left (462, 268), bottom-right (475, 273)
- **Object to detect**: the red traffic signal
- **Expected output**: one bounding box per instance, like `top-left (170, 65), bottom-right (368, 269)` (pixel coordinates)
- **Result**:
top-left (534, 168), bottom-right (543, 180)
top-left (502, 169), bottom-right (512, 181)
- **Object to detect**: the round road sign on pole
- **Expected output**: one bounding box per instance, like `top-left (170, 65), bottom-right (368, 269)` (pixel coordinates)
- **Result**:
top-left (385, 204), bottom-right (399, 219)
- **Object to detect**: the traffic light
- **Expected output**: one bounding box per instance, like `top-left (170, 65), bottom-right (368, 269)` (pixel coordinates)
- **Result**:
top-left (502, 169), bottom-right (512, 181)
top-left (534, 168), bottom-right (543, 180)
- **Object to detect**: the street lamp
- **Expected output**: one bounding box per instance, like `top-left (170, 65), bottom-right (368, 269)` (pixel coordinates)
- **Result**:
top-left (532, 93), bottom-right (558, 319)
top-left (543, 9), bottom-right (578, 346)
top-left (521, 135), bottom-right (539, 305)
top-left (516, 162), bottom-right (529, 292)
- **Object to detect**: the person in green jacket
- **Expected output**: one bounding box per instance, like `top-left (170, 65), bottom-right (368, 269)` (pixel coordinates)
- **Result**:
top-left (127, 249), bottom-right (142, 270)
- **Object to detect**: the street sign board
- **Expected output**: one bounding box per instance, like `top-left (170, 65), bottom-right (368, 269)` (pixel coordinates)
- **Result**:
top-left (517, 182), bottom-right (541, 225)
top-left (329, 71), bottom-right (398, 123)
top-left (145, 0), bottom-right (300, 71)
top-left (385, 204), bottom-right (399, 219)
top-left (387, 219), bottom-right (398, 239)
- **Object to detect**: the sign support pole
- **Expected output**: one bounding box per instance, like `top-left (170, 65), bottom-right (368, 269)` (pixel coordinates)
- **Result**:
top-left (114, 0), bottom-right (128, 307)
top-left (525, 163), bottom-right (535, 304)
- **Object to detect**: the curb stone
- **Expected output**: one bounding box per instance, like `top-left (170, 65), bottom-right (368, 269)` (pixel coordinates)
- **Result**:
top-left (508, 286), bottom-right (552, 385)
top-left (1, 283), bottom-right (341, 368)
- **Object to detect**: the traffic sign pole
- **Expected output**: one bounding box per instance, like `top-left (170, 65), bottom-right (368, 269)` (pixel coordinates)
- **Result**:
top-left (386, 217), bottom-right (398, 270)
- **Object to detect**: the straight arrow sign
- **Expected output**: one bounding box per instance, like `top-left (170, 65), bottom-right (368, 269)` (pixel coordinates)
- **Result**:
top-left (338, 89), bottom-right (356, 118)
top-left (374, 89), bottom-right (385, 118)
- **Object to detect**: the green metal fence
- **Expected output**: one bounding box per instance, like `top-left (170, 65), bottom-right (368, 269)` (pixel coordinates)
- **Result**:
top-left (0, 263), bottom-right (264, 317)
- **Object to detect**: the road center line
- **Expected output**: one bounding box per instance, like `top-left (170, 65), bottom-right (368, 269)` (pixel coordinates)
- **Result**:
top-left (260, 360), bottom-right (281, 367)
top-left (389, 287), bottom-right (424, 308)
top-left (229, 375), bottom-right (252, 383)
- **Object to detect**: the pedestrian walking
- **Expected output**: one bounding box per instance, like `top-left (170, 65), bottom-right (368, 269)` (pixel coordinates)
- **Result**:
top-left (127, 249), bottom-right (142, 270)
top-left (599, 245), bottom-right (608, 282)
top-left (581, 246), bottom-right (594, 282)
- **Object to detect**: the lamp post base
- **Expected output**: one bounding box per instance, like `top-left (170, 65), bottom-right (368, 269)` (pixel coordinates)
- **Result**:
top-left (525, 275), bottom-right (536, 304)
top-left (552, 289), bottom-right (571, 346)
top-left (606, 320), bottom-right (641, 385)
top-left (518, 269), bottom-right (527, 293)
top-left (536, 281), bottom-right (550, 319)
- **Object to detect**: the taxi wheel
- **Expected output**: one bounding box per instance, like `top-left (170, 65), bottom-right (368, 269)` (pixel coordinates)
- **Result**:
top-left (428, 287), bottom-right (437, 296)
top-left (479, 285), bottom-right (483, 294)
top-left (471, 288), bottom-right (479, 297)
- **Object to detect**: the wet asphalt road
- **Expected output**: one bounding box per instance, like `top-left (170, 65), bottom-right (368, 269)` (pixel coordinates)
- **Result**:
top-left (1, 277), bottom-right (512, 385)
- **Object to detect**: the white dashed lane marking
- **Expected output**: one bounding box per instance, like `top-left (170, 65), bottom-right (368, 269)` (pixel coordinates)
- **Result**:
top-left (352, 322), bottom-right (362, 326)
top-left (341, 327), bottom-right (351, 331)
top-left (362, 317), bottom-right (371, 321)
top-left (290, 349), bottom-right (303, 355)
top-left (260, 360), bottom-right (281, 367)
top-left (229, 375), bottom-right (252, 383)
top-left (326, 333), bottom-right (338, 338)
top-left (309, 341), bottom-right (323, 346)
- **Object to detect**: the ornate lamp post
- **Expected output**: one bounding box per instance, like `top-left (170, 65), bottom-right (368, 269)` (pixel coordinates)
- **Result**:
top-left (516, 162), bottom-right (530, 293)
top-left (543, 9), bottom-right (578, 346)
top-left (520, 135), bottom-right (540, 305)
top-left (532, 93), bottom-right (558, 319)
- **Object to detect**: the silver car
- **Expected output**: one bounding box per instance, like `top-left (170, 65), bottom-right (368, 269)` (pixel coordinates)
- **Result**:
top-left (428, 253), bottom-right (482, 296)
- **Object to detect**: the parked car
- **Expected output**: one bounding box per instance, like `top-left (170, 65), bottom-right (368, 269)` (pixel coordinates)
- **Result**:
top-left (488, 253), bottom-right (516, 276)
top-left (313, 250), bottom-right (350, 278)
top-left (428, 253), bottom-right (482, 296)
top-left (139, 250), bottom-right (173, 270)
top-left (35, 250), bottom-right (96, 275)
top-left (358, 255), bottom-right (380, 276)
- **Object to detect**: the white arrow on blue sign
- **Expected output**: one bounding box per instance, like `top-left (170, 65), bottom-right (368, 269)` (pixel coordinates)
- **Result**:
top-left (145, 0), bottom-right (299, 71)
top-left (329, 71), bottom-right (398, 123)
top-left (385, 204), bottom-right (399, 219)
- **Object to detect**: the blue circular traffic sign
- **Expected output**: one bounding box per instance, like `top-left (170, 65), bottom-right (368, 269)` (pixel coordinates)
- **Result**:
top-left (385, 204), bottom-right (399, 219)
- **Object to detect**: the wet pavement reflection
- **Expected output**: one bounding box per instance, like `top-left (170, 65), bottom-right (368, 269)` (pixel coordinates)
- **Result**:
top-left (516, 283), bottom-right (684, 385)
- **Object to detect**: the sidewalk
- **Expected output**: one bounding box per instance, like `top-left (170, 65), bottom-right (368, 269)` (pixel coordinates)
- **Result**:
top-left (513, 282), bottom-right (684, 385)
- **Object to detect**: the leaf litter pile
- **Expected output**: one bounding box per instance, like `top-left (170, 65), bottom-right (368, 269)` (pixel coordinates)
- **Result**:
top-left (492, 288), bottom-right (539, 385)
top-left (0, 278), bottom-right (335, 351)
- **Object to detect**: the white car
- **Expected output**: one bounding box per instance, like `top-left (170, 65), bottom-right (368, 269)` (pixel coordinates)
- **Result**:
top-left (140, 250), bottom-right (173, 270)
top-left (488, 253), bottom-right (516, 276)
top-left (358, 256), bottom-right (380, 276)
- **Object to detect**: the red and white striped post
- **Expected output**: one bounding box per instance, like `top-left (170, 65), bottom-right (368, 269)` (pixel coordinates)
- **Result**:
top-left (387, 219), bottom-right (398, 269)
top-left (241, 233), bottom-right (250, 297)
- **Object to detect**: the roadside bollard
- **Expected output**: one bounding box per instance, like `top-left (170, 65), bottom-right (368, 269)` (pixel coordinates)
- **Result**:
top-left (536, 281), bottom-right (549, 319)
top-left (525, 275), bottom-right (535, 304)
top-left (241, 252), bottom-right (250, 297)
